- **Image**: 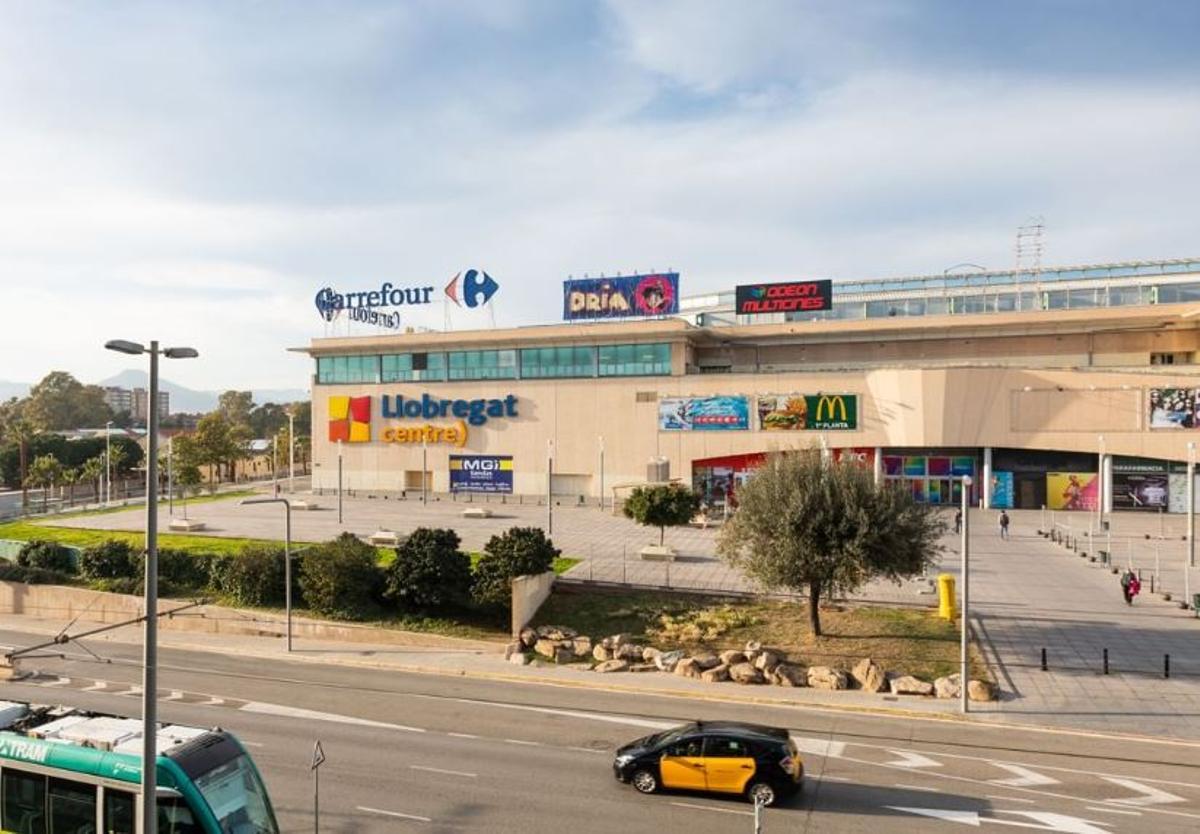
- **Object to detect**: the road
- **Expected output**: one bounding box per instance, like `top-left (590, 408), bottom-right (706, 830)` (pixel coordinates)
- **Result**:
top-left (3, 625), bottom-right (1200, 833)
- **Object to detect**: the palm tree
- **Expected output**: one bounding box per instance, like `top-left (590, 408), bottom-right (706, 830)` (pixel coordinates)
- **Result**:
top-left (24, 454), bottom-right (63, 513)
top-left (61, 466), bottom-right (80, 508)
top-left (107, 443), bottom-right (128, 499)
top-left (6, 418), bottom-right (41, 510)
top-left (79, 457), bottom-right (105, 505)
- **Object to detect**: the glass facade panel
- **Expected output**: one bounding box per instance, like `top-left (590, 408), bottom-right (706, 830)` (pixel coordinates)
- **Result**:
top-left (317, 355), bottom-right (379, 384)
top-left (448, 349), bottom-right (518, 380)
top-left (598, 343), bottom-right (671, 376)
top-left (1157, 282), bottom-right (1200, 304)
top-left (1045, 290), bottom-right (1069, 309)
top-left (519, 345), bottom-right (596, 378)
top-left (1068, 288), bottom-right (1102, 308)
top-left (1108, 286), bottom-right (1143, 306)
top-left (380, 353), bottom-right (446, 381)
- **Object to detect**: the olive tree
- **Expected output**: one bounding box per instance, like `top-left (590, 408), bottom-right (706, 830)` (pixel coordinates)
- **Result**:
top-left (622, 483), bottom-right (700, 546)
top-left (717, 451), bottom-right (944, 636)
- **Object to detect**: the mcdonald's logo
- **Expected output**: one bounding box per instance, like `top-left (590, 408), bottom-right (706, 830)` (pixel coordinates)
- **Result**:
top-left (815, 396), bottom-right (847, 423)
top-left (805, 394), bottom-right (857, 429)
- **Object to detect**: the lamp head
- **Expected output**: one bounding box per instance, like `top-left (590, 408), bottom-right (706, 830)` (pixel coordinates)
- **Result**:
top-left (962, 475), bottom-right (973, 487)
top-left (164, 347), bottom-right (199, 359)
top-left (105, 339), bottom-right (144, 355)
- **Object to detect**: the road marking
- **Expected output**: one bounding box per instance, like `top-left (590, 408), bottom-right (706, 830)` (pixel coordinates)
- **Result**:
top-left (503, 739), bottom-right (541, 747)
top-left (820, 775), bottom-right (852, 783)
top-left (43, 676), bottom-right (71, 687)
top-left (81, 681), bottom-right (108, 692)
top-left (165, 690), bottom-right (184, 701)
top-left (447, 732), bottom-right (478, 739)
top-left (201, 697), bottom-right (224, 706)
top-left (895, 784), bottom-right (941, 793)
top-left (889, 807), bottom-right (1114, 833)
top-left (357, 806), bottom-right (430, 823)
top-left (1100, 777), bottom-right (1185, 806)
top-left (239, 741), bottom-right (266, 748)
top-left (792, 737), bottom-right (847, 758)
top-left (240, 701), bottom-right (424, 733)
top-left (989, 763), bottom-right (1059, 787)
top-left (114, 687), bottom-right (142, 697)
top-left (986, 796), bottom-right (1037, 804)
top-left (1085, 807), bottom-right (1142, 816)
top-left (409, 765), bottom-right (476, 779)
top-left (566, 746), bottom-right (607, 754)
top-left (669, 802), bottom-right (753, 817)
top-left (886, 750), bottom-right (942, 769)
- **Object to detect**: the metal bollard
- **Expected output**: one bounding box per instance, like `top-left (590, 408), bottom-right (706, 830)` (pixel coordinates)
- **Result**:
top-left (1103, 648), bottom-right (1109, 675)
top-left (1040, 648), bottom-right (1047, 671)
top-left (1165, 654), bottom-right (1171, 679)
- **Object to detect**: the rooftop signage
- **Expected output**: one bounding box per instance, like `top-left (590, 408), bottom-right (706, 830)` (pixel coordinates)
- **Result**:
top-left (315, 270), bottom-right (500, 326)
top-left (735, 280), bottom-right (832, 315)
top-left (563, 273), bottom-right (679, 320)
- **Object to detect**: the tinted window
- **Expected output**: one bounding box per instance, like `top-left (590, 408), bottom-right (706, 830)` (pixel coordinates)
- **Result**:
top-left (2, 769), bottom-right (46, 834)
top-left (704, 737), bottom-right (753, 758)
top-left (663, 737), bottom-right (703, 758)
top-left (48, 778), bottom-right (95, 834)
top-left (104, 789), bottom-right (134, 834)
top-left (157, 797), bottom-right (201, 834)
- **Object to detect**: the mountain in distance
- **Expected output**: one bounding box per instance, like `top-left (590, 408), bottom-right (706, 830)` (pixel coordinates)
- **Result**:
top-left (97, 370), bottom-right (308, 413)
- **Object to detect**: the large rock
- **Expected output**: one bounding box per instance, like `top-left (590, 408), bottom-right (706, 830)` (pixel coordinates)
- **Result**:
top-left (808, 666), bottom-right (849, 690)
top-left (968, 679), bottom-right (998, 702)
top-left (889, 675), bottom-right (934, 696)
top-left (534, 638), bottom-right (561, 659)
top-left (617, 643), bottom-right (645, 661)
top-left (572, 636), bottom-right (593, 658)
top-left (519, 627), bottom-right (538, 649)
top-left (674, 658), bottom-right (703, 679)
top-left (701, 663), bottom-right (731, 683)
top-left (594, 659), bottom-right (629, 673)
top-left (692, 652), bottom-right (722, 670)
top-left (601, 633), bottom-right (631, 650)
top-left (553, 646), bottom-right (575, 665)
top-left (593, 644), bottom-right (613, 662)
top-left (934, 674), bottom-right (962, 700)
top-left (729, 662), bottom-right (765, 685)
top-left (753, 651), bottom-right (781, 674)
top-left (744, 640), bottom-right (763, 654)
top-left (628, 663), bottom-right (658, 673)
top-left (655, 650), bottom-right (686, 673)
top-left (851, 658), bottom-right (887, 693)
top-left (642, 646), bottom-right (662, 663)
top-left (774, 664), bottom-right (807, 687)
top-left (537, 625), bottom-right (577, 641)
top-left (509, 651), bottom-right (531, 666)
top-left (719, 649), bottom-right (746, 666)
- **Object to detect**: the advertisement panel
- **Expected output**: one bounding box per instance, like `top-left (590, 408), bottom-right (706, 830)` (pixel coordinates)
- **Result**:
top-left (659, 396), bottom-right (750, 431)
top-left (1046, 472), bottom-right (1099, 511)
top-left (756, 394), bottom-right (858, 431)
top-left (563, 273), bottom-right (679, 320)
top-left (990, 472), bottom-right (1014, 509)
top-left (735, 280), bottom-right (833, 315)
top-left (1148, 387), bottom-right (1199, 429)
top-left (832, 447), bottom-right (875, 467)
top-left (1112, 472), bottom-right (1169, 511)
top-left (449, 455), bottom-right (513, 493)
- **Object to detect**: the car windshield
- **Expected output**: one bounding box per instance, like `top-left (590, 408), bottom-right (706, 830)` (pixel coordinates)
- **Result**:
top-left (648, 726), bottom-right (693, 748)
top-left (193, 753), bottom-right (280, 834)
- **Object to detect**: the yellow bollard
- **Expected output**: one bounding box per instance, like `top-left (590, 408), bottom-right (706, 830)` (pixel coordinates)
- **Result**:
top-left (938, 573), bottom-right (957, 620)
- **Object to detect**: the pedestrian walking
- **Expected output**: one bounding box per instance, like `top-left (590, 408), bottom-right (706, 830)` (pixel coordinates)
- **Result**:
top-left (1120, 570), bottom-right (1134, 605)
top-left (954, 508), bottom-right (962, 534)
top-left (998, 510), bottom-right (1010, 540)
top-left (1128, 572), bottom-right (1141, 606)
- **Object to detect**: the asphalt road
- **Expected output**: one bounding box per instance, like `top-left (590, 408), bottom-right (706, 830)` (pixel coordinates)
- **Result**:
top-left (3, 625), bottom-right (1200, 833)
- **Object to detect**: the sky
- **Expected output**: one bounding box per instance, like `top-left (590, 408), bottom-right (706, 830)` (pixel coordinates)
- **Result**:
top-left (2, 0), bottom-right (1198, 392)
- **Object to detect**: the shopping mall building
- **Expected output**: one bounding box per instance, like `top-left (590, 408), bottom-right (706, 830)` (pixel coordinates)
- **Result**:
top-left (301, 258), bottom-right (1200, 514)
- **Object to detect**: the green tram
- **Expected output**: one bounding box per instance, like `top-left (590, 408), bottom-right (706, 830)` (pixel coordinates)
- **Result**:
top-left (0, 700), bottom-right (279, 834)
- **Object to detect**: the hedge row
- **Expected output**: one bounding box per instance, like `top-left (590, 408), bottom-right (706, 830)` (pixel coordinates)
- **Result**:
top-left (3, 526), bottom-right (561, 622)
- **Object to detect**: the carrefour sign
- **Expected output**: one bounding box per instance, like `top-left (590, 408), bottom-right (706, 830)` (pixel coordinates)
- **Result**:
top-left (315, 270), bottom-right (500, 326)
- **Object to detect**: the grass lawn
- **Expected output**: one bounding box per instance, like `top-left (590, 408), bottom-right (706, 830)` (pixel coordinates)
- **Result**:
top-left (40, 490), bottom-right (259, 521)
top-left (533, 589), bottom-right (989, 682)
top-left (0, 521), bottom-right (280, 556)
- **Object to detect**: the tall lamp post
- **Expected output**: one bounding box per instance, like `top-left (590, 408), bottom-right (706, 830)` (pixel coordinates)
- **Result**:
top-left (240, 497), bottom-right (293, 651)
top-left (547, 439), bottom-right (555, 535)
top-left (960, 474), bottom-right (973, 714)
top-left (1188, 442), bottom-right (1196, 609)
top-left (105, 339), bottom-right (197, 834)
top-left (288, 410), bottom-right (296, 494)
top-left (598, 436), bottom-right (605, 512)
top-left (105, 420), bottom-right (113, 506)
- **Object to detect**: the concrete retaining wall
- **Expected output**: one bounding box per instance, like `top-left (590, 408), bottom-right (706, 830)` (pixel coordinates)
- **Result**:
top-left (511, 571), bottom-right (555, 637)
top-left (0, 581), bottom-right (503, 651)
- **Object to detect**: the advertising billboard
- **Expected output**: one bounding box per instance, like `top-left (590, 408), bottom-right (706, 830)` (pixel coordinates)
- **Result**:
top-left (1046, 472), bottom-right (1099, 511)
top-left (1112, 459), bottom-right (1168, 511)
top-left (659, 396), bottom-right (749, 431)
top-left (449, 455), bottom-right (513, 493)
top-left (991, 471), bottom-right (1014, 509)
top-left (563, 273), bottom-right (679, 320)
top-left (756, 394), bottom-right (858, 431)
top-left (735, 280), bottom-right (833, 315)
top-left (1148, 387), bottom-right (1199, 429)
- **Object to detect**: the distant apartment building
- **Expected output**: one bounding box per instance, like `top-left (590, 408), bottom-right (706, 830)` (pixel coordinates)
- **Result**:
top-left (104, 386), bottom-right (169, 421)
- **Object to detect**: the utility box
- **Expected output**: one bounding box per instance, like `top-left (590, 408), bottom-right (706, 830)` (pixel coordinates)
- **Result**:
top-left (938, 573), bottom-right (957, 620)
top-left (647, 457), bottom-right (670, 482)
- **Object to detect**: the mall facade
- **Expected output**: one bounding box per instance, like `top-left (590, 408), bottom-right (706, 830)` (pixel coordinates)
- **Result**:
top-left (301, 258), bottom-right (1200, 513)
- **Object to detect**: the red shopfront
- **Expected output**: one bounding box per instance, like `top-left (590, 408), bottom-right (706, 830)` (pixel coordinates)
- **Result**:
top-left (692, 453), bottom-right (766, 511)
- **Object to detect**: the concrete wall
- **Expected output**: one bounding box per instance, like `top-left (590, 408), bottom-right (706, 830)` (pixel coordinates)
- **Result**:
top-left (510, 571), bottom-right (555, 638)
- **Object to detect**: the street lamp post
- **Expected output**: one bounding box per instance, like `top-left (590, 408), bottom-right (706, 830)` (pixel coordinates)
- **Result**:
top-left (1096, 435), bottom-right (1105, 534)
top-left (1188, 443), bottom-right (1196, 609)
top-left (105, 421), bottom-right (113, 506)
top-left (547, 439), bottom-right (554, 535)
top-left (337, 439), bottom-right (343, 524)
top-left (422, 434), bottom-right (428, 506)
top-left (272, 435), bottom-right (279, 497)
top-left (960, 474), bottom-right (973, 714)
top-left (105, 339), bottom-right (197, 834)
top-left (240, 497), bottom-right (293, 651)
top-left (598, 436), bottom-right (605, 512)
top-left (288, 411), bottom-right (296, 494)
top-left (167, 436), bottom-right (173, 517)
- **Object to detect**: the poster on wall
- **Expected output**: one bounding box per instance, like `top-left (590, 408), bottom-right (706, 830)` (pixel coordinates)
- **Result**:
top-left (756, 394), bottom-right (858, 430)
top-left (1046, 472), bottom-right (1099, 511)
top-left (449, 455), bottom-right (513, 493)
top-left (659, 396), bottom-right (750, 431)
top-left (991, 471), bottom-right (1014, 509)
top-left (562, 273), bottom-right (679, 320)
top-left (1112, 473), bottom-right (1169, 511)
top-left (1148, 388), bottom-right (1199, 429)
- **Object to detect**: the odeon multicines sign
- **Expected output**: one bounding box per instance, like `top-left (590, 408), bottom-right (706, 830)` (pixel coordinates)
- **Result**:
top-left (328, 393), bottom-right (518, 447)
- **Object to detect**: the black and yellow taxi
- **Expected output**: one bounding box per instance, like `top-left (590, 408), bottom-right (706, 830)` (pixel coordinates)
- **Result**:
top-left (612, 721), bottom-right (803, 806)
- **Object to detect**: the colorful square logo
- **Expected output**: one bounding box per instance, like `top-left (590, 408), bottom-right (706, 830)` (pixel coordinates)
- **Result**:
top-left (328, 396), bottom-right (371, 443)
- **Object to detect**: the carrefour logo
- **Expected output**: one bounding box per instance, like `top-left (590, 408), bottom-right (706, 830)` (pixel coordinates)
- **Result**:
top-left (315, 271), bottom-right (500, 325)
top-left (445, 269), bottom-right (499, 308)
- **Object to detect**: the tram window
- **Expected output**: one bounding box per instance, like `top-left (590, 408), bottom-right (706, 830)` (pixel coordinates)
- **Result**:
top-left (104, 790), bottom-right (134, 834)
top-left (157, 797), bottom-right (202, 834)
top-left (2, 769), bottom-right (47, 834)
top-left (47, 778), bottom-right (95, 834)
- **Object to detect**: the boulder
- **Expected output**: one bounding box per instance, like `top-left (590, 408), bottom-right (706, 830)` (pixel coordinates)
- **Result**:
top-left (701, 663), bottom-right (731, 683)
top-left (729, 662), bottom-right (765, 685)
top-left (674, 658), bottom-right (703, 679)
top-left (628, 663), bottom-right (658, 673)
top-left (536, 625), bottom-right (577, 641)
top-left (968, 679), bottom-right (998, 702)
top-left (553, 646), bottom-right (575, 665)
top-left (692, 652), bottom-right (722, 670)
top-left (934, 674), bottom-right (962, 700)
top-left (508, 651), bottom-right (531, 666)
top-left (851, 658), bottom-right (887, 693)
top-left (617, 643), bottom-right (645, 661)
top-left (592, 644), bottom-right (613, 662)
top-left (753, 651), bottom-right (781, 674)
top-left (594, 659), bottom-right (629, 673)
top-left (601, 633), bottom-right (631, 650)
top-left (519, 627), bottom-right (538, 649)
top-left (572, 636), bottom-right (593, 658)
top-left (745, 640), bottom-right (763, 654)
top-left (807, 666), bottom-right (849, 690)
top-left (642, 646), bottom-right (662, 663)
top-left (655, 650), bottom-right (686, 673)
top-left (503, 641), bottom-right (522, 660)
top-left (889, 675), bottom-right (934, 696)
top-left (719, 649), bottom-right (746, 666)
top-left (774, 664), bottom-right (807, 687)
top-left (534, 638), bottom-right (561, 659)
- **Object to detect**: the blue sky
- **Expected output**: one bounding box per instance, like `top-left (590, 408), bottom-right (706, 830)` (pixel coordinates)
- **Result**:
top-left (2, 0), bottom-right (1198, 391)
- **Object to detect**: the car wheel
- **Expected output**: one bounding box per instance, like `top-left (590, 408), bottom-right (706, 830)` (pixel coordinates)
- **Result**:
top-left (747, 781), bottom-right (777, 807)
top-left (631, 769), bottom-right (658, 794)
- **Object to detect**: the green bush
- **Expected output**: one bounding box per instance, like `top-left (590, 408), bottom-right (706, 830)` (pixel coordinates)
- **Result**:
top-left (385, 528), bottom-right (472, 612)
top-left (0, 561), bottom-right (76, 585)
top-left (299, 533), bottom-right (382, 620)
top-left (16, 540), bottom-right (77, 574)
top-left (79, 540), bottom-right (138, 582)
top-left (472, 527), bottom-right (560, 609)
top-left (131, 548), bottom-right (213, 594)
top-left (210, 545), bottom-right (287, 607)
